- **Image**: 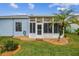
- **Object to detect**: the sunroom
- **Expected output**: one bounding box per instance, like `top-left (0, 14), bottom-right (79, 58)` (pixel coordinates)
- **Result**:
top-left (29, 16), bottom-right (64, 39)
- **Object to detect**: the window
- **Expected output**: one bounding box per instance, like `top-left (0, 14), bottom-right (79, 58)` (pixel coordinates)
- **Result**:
top-left (16, 22), bottom-right (22, 32)
top-left (37, 25), bottom-right (42, 35)
top-left (30, 17), bottom-right (35, 22)
top-left (37, 17), bottom-right (42, 23)
top-left (44, 23), bottom-right (52, 33)
top-left (30, 23), bottom-right (35, 33)
top-left (54, 23), bottom-right (60, 33)
top-left (44, 17), bottom-right (52, 22)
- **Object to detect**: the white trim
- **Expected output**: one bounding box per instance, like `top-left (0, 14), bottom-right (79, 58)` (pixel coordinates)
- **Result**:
top-left (29, 17), bottom-right (64, 39)
top-left (36, 23), bottom-right (43, 38)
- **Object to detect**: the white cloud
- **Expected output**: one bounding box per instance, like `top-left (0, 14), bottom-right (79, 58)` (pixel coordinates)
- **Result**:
top-left (49, 3), bottom-right (59, 8)
top-left (28, 3), bottom-right (35, 10)
top-left (49, 3), bottom-right (79, 11)
top-left (49, 3), bottom-right (79, 8)
top-left (57, 7), bottom-right (66, 11)
top-left (10, 3), bottom-right (18, 8)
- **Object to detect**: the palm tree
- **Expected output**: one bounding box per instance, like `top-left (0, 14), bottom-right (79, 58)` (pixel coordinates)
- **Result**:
top-left (53, 9), bottom-right (79, 41)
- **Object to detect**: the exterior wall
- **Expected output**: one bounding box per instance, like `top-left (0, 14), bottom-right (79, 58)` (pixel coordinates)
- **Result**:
top-left (43, 33), bottom-right (59, 38)
top-left (30, 30), bottom-right (63, 38)
top-left (0, 16), bottom-right (64, 38)
top-left (0, 18), bottom-right (29, 36)
top-left (0, 19), bottom-right (13, 36)
top-left (70, 24), bottom-right (79, 32)
top-left (13, 19), bottom-right (29, 36)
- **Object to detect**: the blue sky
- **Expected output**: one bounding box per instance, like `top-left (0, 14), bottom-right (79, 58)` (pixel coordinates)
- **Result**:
top-left (0, 3), bottom-right (79, 16)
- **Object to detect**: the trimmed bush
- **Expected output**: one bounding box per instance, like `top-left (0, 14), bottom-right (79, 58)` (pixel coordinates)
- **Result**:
top-left (1, 40), bottom-right (19, 52)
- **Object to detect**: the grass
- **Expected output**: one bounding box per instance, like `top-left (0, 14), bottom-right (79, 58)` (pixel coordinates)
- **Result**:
top-left (0, 33), bottom-right (79, 56)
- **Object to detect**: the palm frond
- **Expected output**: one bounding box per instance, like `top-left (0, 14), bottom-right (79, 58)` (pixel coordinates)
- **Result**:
top-left (69, 16), bottom-right (79, 25)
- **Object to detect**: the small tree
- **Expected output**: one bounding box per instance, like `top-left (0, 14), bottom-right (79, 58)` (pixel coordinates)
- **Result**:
top-left (53, 9), bottom-right (79, 41)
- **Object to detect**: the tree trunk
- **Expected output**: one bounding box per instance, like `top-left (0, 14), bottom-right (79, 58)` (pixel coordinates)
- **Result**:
top-left (57, 30), bottom-right (61, 41)
top-left (58, 34), bottom-right (61, 41)
top-left (57, 25), bottom-right (64, 41)
top-left (57, 25), bottom-right (62, 41)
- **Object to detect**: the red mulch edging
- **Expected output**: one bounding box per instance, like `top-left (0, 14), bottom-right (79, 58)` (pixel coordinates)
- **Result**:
top-left (0, 45), bottom-right (21, 56)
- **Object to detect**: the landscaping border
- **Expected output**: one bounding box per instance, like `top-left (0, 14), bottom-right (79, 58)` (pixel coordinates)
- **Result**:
top-left (0, 45), bottom-right (21, 56)
top-left (43, 37), bottom-right (69, 45)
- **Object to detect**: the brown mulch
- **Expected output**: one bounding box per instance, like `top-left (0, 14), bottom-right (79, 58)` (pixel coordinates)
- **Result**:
top-left (0, 45), bottom-right (21, 56)
top-left (13, 36), bottom-right (69, 45)
top-left (43, 37), bottom-right (69, 45)
top-left (13, 36), bottom-right (36, 41)
top-left (13, 36), bottom-right (29, 41)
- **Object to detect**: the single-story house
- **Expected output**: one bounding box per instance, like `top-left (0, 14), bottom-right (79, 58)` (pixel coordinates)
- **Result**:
top-left (0, 15), bottom-right (76, 39)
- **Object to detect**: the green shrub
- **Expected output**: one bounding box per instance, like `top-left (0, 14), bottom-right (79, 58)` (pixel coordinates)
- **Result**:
top-left (3, 40), bottom-right (19, 52)
top-left (75, 28), bottom-right (79, 35)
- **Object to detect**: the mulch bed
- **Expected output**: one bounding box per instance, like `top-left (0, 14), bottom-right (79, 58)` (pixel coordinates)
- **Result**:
top-left (0, 45), bottom-right (21, 56)
top-left (14, 36), bottom-right (69, 45)
top-left (43, 37), bottom-right (69, 45)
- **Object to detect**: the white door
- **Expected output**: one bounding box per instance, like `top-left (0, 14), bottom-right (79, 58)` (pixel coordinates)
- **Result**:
top-left (36, 24), bottom-right (43, 38)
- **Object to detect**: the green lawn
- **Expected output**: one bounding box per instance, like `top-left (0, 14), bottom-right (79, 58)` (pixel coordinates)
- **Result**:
top-left (0, 34), bottom-right (79, 56)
